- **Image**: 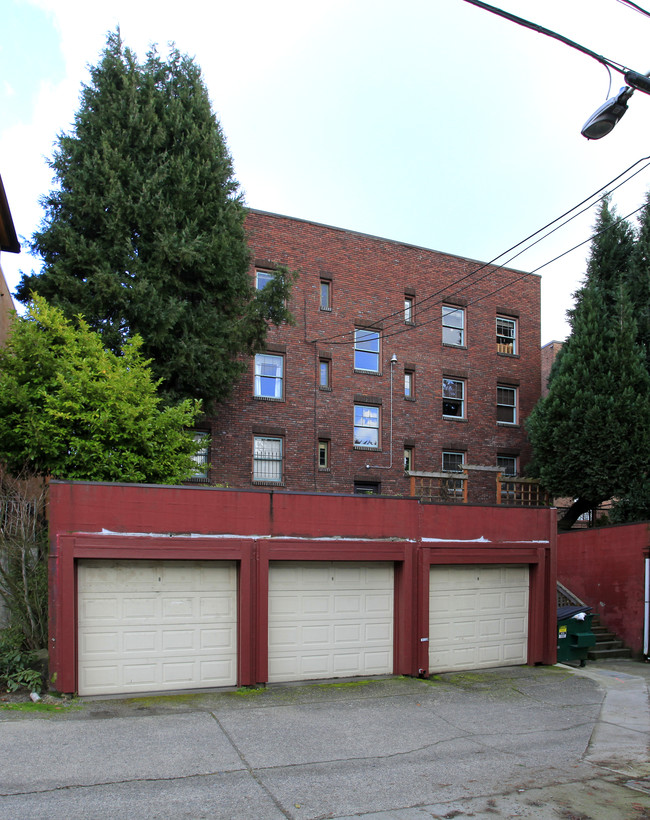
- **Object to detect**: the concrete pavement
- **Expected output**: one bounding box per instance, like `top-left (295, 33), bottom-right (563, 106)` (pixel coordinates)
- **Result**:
top-left (0, 661), bottom-right (649, 819)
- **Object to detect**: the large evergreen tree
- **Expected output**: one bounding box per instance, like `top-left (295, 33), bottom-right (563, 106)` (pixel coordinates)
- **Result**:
top-left (16, 31), bottom-right (292, 408)
top-left (527, 282), bottom-right (650, 529)
top-left (584, 195), bottom-right (635, 305)
top-left (624, 190), bottom-right (650, 370)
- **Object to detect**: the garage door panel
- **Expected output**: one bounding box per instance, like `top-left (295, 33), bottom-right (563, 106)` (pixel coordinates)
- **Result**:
top-left (334, 595), bottom-right (362, 614)
top-left (78, 560), bottom-right (237, 696)
top-left (268, 562), bottom-right (394, 682)
top-left (429, 565), bottom-right (528, 673)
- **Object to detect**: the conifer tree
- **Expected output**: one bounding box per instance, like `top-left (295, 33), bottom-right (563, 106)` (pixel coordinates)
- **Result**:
top-left (527, 282), bottom-right (650, 530)
top-left (16, 31), bottom-right (293, 408)
top-left (584, 196), bottom-right (635, 305)
top-left (625, 190), bottom-right (650, 369)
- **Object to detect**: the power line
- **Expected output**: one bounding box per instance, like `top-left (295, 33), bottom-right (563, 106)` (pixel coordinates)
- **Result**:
top-left (310, 156), bottom-right (650, 345)
top-left (377, 203), bottom-right (647, 344)
top-left (616, 0), bottom-right (650, 19)
top-left (461, 0), bottom-right (628, 74)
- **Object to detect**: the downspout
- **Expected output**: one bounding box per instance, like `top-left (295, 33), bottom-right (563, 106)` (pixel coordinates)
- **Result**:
top-left (643, 558), bottom-right (650, 660)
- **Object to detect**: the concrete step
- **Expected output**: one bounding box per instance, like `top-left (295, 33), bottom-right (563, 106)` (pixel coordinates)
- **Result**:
top-left (592, 640), bottom-right (625, 651)
top-left (588, 646), bottom-right (633, 660)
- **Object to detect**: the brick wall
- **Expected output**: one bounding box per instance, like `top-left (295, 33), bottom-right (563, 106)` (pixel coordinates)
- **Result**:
top-left (541, 340), bottom-right (563, 397)
top-left (203, 211), bottom-right (542, 499)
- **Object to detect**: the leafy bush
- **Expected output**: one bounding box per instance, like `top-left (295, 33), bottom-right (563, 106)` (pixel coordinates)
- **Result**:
top-left (0, 628), bottom-right (43, 693)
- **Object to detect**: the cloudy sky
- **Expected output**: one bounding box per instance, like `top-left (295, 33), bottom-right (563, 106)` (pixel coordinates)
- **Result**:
top-left (3, 0), bottom-right (650, 343)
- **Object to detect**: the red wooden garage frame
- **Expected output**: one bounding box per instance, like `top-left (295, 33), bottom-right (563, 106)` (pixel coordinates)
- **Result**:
top-left (48, 481), bottom-right (557, 694)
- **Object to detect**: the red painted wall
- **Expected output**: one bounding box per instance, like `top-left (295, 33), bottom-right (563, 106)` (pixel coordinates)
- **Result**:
top-left (199, 211), bottom-right (541, 500)
top-left (557, 523), bottom-right (650, 654)
top-left (49, 481), bottom-right (557, 693)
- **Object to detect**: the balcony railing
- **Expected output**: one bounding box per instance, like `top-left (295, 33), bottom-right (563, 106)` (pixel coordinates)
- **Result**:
top-left (408, 470), bottom-right (549, 506)
top-left (409, 471), bottom-right (468, 504)
top-left (496, 474), bottom-right (550, 506)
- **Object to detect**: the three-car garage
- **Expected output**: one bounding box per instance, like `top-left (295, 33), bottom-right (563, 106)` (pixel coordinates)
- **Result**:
top-left (48, 482), bottom-right (557, 696)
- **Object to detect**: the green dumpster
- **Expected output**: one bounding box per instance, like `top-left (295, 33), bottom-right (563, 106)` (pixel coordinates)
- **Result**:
top-left (557, 605), bottom-right (596, 666)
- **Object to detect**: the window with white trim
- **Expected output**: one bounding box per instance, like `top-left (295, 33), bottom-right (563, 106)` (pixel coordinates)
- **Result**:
top-left (442, 305), bottom-right (465, 346)
top-left (320, 280), bottom-right (331, 310)
top-left (442, 451), bottom-right (464, 472)
top-left (497, 316), bottom-right (517, 354)
top-left (254, 353), bottom-right (284, 399)
top-left (497, 385), bottom-right (517, 424)
top-left (354, 404), bottom-right (380, 448)
top-left (442, 378), bottom-right (465, 418)
top-left (354, 329), bottom-right (380, 372)
top-left (318, 439), bottom-right (330, 469)
top-left (319, 358), bottom-right (331, 389)
top-left (404, 296), bottom-right (414, 324)
top-left (442, 451), bottom-right (465, 498)
top-left (190, 432), bottom-right (209, 481)
top-left (404, 369), bottom-right (415, 399)
top-left (404, 446), bottom-right (414, 472)
top-left (253, 436), bottom-right (283, 483)
top-left (256, 269), bottom-right (274, 290)
top-left (497, 455), bottom-right (517, 476)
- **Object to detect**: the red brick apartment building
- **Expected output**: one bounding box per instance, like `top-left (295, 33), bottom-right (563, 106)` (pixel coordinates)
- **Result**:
top-left (200, 211), bottom-right (541, 502)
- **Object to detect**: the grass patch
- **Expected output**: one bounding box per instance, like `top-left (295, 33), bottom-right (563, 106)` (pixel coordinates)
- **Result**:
top-left (0, 701), bottom-right (80, 713)
top-left (230, 686), bottom-right (266, 698)
top-left (317, 679), bottom-right (373, 690)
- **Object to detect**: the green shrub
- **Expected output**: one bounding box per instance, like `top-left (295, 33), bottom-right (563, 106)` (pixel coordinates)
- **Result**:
top-left (0, 628), bottom-right (43, 693)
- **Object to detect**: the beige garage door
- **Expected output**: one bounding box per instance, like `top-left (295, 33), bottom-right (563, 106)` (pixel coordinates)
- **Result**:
top-left (268, 562), bottom-right (394, 682)
top-left (429, 564), bottom-right (528, 673)
top-left (78, 560), bottom-right (237, 696)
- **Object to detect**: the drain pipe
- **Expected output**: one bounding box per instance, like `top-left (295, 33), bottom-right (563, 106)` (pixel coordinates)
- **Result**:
top-left (366, 354), bottom-right (397, 471)
top-left (643, 558), bottom-right (650, 660)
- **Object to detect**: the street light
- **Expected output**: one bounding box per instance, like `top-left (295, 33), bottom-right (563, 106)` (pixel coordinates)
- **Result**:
top-left (581, 70), bottom-right (650, 140)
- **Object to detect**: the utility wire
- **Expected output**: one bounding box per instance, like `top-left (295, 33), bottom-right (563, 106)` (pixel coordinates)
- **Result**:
top-left (376, 203), bottom-right (647, 344)
top-left (616, 0), bottom-right (650, 19)
top-left (461, 0), bottom-right (628, 74)
top-left (311, 156), bottom-right (650, 345)
top-left (364, 157), bottom-right (650, 341)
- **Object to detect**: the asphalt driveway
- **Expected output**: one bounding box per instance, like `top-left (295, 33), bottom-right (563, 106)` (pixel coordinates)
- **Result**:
top-left (0, 662), bottom-right (649, 819)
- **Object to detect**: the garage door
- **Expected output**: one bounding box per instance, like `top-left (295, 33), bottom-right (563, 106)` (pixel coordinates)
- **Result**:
top-left (78, 560), bottom-right (237, 696)
top-left (429, 565), bottom-right (528, 673)
top-left (268, 562), bottom-right (394, 682)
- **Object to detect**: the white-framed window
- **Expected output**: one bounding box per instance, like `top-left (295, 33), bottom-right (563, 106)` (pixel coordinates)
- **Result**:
top-left (404, 369), bottom-right (415, 399)
top-left (320, 280), bottom-right (331, 310)
top-left (354, 328), bottom-right (380, 372)
top-left (253, 436), bottom-right (283, 483)
top-left (497, 455), bottom-right (517, 476)
top-left (404, 296), bottom-right (414, 324)
top-left (190, 431), bottom-right (210, 481)
top-left (318, 439), bottom-right (330, 469)
top-left (442, 451), bottom-right (464, 472)
top-left (254, 353), bottom-right (284, 399)
top-left (442, 305), bottom-right (465, 346)
top-left (497, 385), bottom-right (517, 424)
top-left (404, 446), bottom-right (414, 472)
top-left (442, 450), bottom-right (464, 498)
top-left (319, 358), bottom-right (331, 389)
top-left (354, 404), bottom-right (380, 449)
top-left (256, 269), bottom-right (274, 290)
top-left (442, 378), bottom-right (465, 418)
top-left (497, 316), bottom-right (517, 354)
